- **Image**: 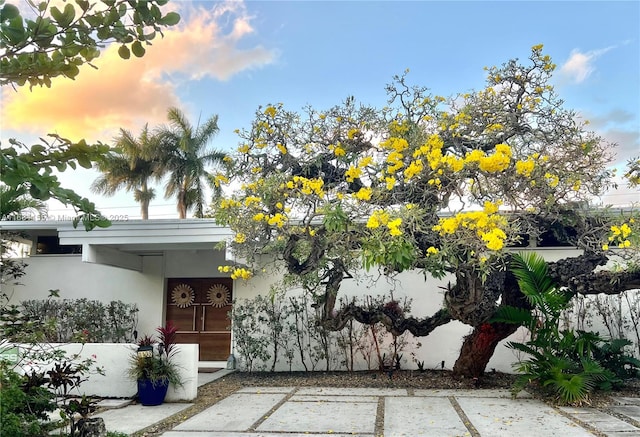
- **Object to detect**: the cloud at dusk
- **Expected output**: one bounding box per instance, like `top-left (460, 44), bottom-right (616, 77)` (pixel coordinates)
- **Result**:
top-left (1, 1), bottom-right (277, 143)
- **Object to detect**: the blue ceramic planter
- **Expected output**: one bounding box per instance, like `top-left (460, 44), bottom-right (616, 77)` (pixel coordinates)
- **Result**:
top-left (137, 378), bottom-right (169, 406)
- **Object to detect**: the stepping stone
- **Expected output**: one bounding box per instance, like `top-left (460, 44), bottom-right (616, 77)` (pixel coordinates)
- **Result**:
top-left (162, 432), bottom-right (371, 437)
top-left (560, 407), bottom-right (640, 433)
top-left (96, 399), bottom-right (132, 409)
top-left (610, 405), bottom-right (640, 423)
top-left (296, 387), bottom-right (407, 396)
top-left (456, 397), bottom-right (593, 437)
top-left (385, 396), bottom-right (468, 436)
top-left (235, 386), bottom-right (296, 394)
top-left (173, 393), bottom-right (286, 432)
top-left (258, 399), bottom-right (376, 434)
top-left (611, 397), bottom-right (640, 406)
top-left (290, 394), bottom-right (378, 403)
top-left (414, 389), bottom-right (531, 398)
top-left (95, 403), bottom-right (192, 435)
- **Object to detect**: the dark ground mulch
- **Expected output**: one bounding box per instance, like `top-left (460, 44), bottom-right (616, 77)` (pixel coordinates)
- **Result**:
top-left (134, 370), bottom-right (640, 437)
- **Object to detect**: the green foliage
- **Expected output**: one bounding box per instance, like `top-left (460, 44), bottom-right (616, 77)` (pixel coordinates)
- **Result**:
top-left (231, 292), bottom-right (419, 372)
top-left (156, 107), bottom-right (227, 218)
top-left (91, 125), bottom-right (161, 220)
top-left (496, 252), bottom-right (640, 404)
top-left (1, 136), bottom-right (112, 229)
top-left (0, 361), bottom-right (58, 437)
top-left (127, 322), bottom-right (183, 388)
top-left (0, 0), bottom-right (180, 88)
top-left (230, 296), bottom-right (272, 372)
top-left (18, 298), bottom-right (139, 343)
top-left (1, 0), bottom-right (180, 228)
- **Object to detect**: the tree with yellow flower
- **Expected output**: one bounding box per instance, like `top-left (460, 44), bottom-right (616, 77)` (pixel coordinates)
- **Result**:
top-left (211, 46), bottom-right (639, 378)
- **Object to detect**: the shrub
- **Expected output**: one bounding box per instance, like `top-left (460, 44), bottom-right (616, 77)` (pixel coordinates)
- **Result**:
top-left (493, 252), bottom-right (640, 404)
top-left (0, 361), bottom-right (57, 437)
top-left (19, 298), bottom-right (138, 343)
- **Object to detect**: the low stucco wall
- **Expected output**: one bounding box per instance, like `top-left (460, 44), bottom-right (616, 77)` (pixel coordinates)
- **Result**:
top-left (12, 343), bottom-right (198, 401)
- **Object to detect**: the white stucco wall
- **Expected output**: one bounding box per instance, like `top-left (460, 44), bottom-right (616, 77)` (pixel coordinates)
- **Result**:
top-left (164, 249), bottom-right (228, 278)
top-left (10, 343), bottom-right (199, 401)
top-left (5, 254), bottom-right (165, 337)
top-left (8, 247), bottom-right (591, 374)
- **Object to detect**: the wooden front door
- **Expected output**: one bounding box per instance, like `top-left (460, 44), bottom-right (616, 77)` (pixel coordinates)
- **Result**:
top-left (166, 278), bottom-right (232, 361)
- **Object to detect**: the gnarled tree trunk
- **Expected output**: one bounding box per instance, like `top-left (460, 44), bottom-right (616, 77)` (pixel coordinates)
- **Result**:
top-left (452, 322), bottom-right (519, 378)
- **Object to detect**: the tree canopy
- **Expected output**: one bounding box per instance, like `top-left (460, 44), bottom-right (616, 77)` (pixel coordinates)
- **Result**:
top-left (156, 107), bottom-right (227, 219)
top-left (212, 45), bottom-right (640, 377)
top-left (1, 0), bottom-right (180, 229)
top-left (0, 0), bottom-right (179, 88)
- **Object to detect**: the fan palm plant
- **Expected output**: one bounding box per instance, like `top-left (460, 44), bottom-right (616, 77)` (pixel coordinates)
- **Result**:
top-left (493, 252), bottom-right (639, 404)
top-left (91, 125), bottom-right (161, 220)
top-left (156, 107), bottom-right (227, 219)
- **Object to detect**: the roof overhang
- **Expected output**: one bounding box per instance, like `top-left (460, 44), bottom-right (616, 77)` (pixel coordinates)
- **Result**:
top-left (1, 219), bottom-right (235, 271)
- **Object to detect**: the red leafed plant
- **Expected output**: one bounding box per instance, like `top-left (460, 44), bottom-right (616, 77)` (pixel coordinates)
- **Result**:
top-left (156, 321), bottom-right (178, 359)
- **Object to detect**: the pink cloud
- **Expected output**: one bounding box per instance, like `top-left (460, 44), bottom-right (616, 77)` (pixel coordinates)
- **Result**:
top-left (1, 1), bottom-right (276, 143)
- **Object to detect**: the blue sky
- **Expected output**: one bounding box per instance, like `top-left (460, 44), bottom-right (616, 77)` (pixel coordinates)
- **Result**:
top-left (2, 0), bottom-right (639, 218)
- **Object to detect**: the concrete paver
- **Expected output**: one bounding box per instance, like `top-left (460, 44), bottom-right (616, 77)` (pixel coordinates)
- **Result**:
top-left (559, 407), bottom-right (640, 434)
top-left (86, 379), bottom-right (640, 437)
top-left (290, 394), bottom-right (378, 403)
top-left (235, 386), bottom-right (296, 394)
top-left (413, 388), bottom-right (531, 398)
top-left (610, 405), bottom-right (640, 424)
top-left (94, 403), bottom-right (192, 435)
top-left (385, 396), bottom-right (469, 437)
top-left (296, 387), bottom-right (407, 396)
top-left (258, 399), bottom-right (377, 434)
top-left (456, 397), bottom-right (594, 437)
top-left (173, 393), bottom-right (286, 432)
top-left (95, 398), bottom-right (132, 408)
top-left (163, 433), bottom-right (371, 437)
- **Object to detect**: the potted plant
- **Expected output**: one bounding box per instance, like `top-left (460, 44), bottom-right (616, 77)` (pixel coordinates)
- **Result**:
top-left (127, 322), bottom-right (183, 406)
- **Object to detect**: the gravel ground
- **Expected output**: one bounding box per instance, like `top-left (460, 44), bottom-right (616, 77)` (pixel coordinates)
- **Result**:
top-left (134, 370), bottom-right (640, 437)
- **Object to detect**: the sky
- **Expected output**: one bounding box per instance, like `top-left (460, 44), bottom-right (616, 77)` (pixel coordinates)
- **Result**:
top-left (2, 0), bottom-right (639, 220)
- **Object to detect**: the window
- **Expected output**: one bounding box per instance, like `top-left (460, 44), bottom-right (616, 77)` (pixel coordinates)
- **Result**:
top-left (36, 236), bottom-right (82, 254)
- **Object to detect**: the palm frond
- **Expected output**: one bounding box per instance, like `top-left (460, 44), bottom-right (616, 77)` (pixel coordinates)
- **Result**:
top-left (491, 305), bottom-right (534, 327)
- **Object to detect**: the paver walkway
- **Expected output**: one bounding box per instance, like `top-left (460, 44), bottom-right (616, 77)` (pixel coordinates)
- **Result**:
top-left (156, 387), bottom-right (640, 437)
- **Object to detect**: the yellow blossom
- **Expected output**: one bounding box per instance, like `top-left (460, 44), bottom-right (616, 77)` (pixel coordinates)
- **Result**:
top-left (213, 173), bottom-right (229, 187)
top-left (544, 173), bottom-right (559, 188)
top-left (515, 159), bottom-right (535, 177)
top-left (354, 187), bottom-right (372, 201)
top-left (231, 268), bottom-right (253, 280)
top-left (267, 213), bottom-right (287, 228)
top-left (264, 106), bottom-right (277, 117)
top-left (276, 143), bottom-right (287, 154)
top-left (359, 156), bottom-right (373, 167)
top-left (404, 159), bottom-right (424, 181)
top-left (238, 144), bottom-right (250, 154)
top-left (366, 210), bottom-right (389, 229)
top-left (572, 180), bottom-right (581, 191)
top-left (234, 233), bottom-right (247, 244)
top-left (345, 165), bottom-right (362, 182)
top-left (385, 176), bottom-right (396, 190)
top-left (426, 246), bottom-right (439, 255)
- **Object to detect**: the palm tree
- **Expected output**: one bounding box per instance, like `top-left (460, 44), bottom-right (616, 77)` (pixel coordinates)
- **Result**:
top-left (0, 185), bottom-right (47, 219)
top-left (91, 125), bottom-right (160, 220)
top-left (156, 107), bottom-right (227, 219)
